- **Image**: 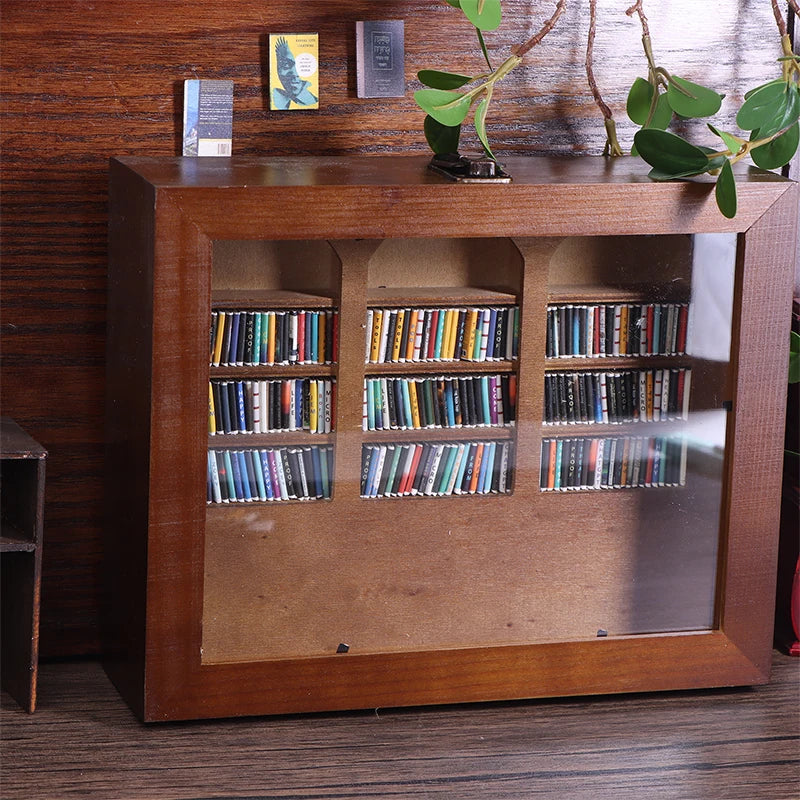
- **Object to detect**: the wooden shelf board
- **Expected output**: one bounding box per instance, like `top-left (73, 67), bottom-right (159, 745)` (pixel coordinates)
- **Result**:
top-left (210, 364), bottom-right (337, 379)
top-left (212, 290), bottom-right (337, 309)
top-left (545, 356), bottom-right (690, 371)
top-left (209, 432), bottom-right (335, 448)
top-left (366, 360), bottom-right (517, 376)
top-left (367, 287), bottom-right (517, 307)
top-left (548, 284), bottom-right (691, 305)
top-left (541, 420), bottom-right (687, 437)
top-left (363, 426), bottom-right (515, 444)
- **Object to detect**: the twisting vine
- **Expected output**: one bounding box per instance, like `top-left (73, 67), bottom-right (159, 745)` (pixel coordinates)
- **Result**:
top-left (414, 0), bottom-right (800, 217)
top-left (586, 0), bottom-right (622, 156)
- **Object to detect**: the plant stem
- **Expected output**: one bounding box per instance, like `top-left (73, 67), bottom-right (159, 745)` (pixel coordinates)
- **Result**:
top-left (513, 0), bottom-right (567, 58)
top-left (586, 0), bottom-right (622, 156)
top-left (625, 0), bottom-right (650, 39)
top-left (772, 0), bottom-right (788, 36)
top-left (708, 124), bottom-right (795, 164)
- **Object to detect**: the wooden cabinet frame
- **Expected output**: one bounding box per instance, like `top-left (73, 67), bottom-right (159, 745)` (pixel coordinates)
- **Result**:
top-left (105, 156), bottom-right (796, 721)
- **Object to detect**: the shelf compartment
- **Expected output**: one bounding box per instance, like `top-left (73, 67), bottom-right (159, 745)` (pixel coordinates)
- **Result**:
top-left (364, 427), bottom-right (515, 444)
top-left (209, 432), bottom-right (335, 448)
top-left (361, 439), bottom-right (513, 499)
top-left (548, 284), bottom-right (691, 305)
top-left (208, 445), bottom-right (334, 504)
top-left (539, 434), bottom-right (687, 492)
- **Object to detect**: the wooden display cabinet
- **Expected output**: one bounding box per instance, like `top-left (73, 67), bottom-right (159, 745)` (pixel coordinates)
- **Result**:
top-left (105, 156), bottom-right (796, 722)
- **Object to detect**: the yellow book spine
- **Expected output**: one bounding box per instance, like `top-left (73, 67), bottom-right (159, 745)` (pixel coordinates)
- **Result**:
top-left (208, 383), bottom-right (216, 434)
top-left (646, 370), bottom-right (654, 421)
top-left (446, 309), bottom-right (459, 359)
top-left (309, 380), bottom-right (319, 433)
top-left (267, 311), bottom-right (276, 365)
top-left (212, 311), bottom-right (225, 365)
top-left (405, 309), bottom-right (418, 361)
top-left (442, 309), bottom-right (455, 360)
top-left (369, 309), bottom-right (383, 362)
top-left (409, 380), bottom-right (421, 428)
top-left (464, 308), bottom-right (478, 360)
top-left (391, 308), bottom-right (406, 362)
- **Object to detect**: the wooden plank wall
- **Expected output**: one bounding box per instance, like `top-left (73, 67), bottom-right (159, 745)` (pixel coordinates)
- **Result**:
top-left (0, 1), bottom-right (788, 657)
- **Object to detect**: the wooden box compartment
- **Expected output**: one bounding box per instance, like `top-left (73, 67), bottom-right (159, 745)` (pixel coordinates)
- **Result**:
top-left (105, 156), bottom-right (796, 721)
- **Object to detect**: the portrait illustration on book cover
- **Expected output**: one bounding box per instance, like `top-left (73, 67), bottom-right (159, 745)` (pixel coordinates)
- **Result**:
top-left (270, 34), bottom-right (319, 110)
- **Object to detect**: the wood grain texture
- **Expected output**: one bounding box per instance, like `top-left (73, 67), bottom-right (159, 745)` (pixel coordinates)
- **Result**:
top-left (0, 0), bottom-right (792, 657)
top-left (2, 653), bottom-right (798, 799)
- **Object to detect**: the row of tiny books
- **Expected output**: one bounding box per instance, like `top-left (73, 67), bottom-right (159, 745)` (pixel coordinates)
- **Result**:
top-left (539, 435), bottom-right (687, 491)
top-left (543, 368), bottom-right (691, 426)
top-left (366, 306), bottom-right (519, 363)
top-left (209, 379), bottom-right (335, 436)
top-left (364, 374), bottom-right (517, 432)
top-left (207, 446), bottom-right (333, 503)
top-left (546, 303), bottom-right (689, 359)
top-left (361, 440), bottom-right (513, 498)
top-left (210, 309), bottom-right (338, 367)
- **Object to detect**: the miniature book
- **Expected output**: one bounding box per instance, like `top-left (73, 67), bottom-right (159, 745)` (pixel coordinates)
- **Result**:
top-left (182, 79), bottom-right (233, 156)
top-left (269, 33), bottom-right (319, 110)
top-left (356, 20), bottom-right (405, 98)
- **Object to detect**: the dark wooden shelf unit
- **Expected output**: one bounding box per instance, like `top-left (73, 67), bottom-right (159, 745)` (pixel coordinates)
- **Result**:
top-left (105, 155), bottom-right (796, 722)
top-left (1, 417), bottom-right (46, 713)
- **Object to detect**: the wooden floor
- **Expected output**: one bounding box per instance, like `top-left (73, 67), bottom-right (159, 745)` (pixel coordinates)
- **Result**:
top-left (2, 652), bottom-right (798, 799)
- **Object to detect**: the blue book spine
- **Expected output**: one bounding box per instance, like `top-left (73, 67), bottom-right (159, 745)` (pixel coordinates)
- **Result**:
top-left (229, 449), bottom-right (244, 500)
top-left (259, 450), bottom-right (275, 500)
top-left (573, 311), bottom-right (581, 356)
top-left (481, 441), bottom-right (496, 493)
top-left (444, 380), bottom-right (456, 427)
top-left (228, 312), bottom-right (241, 365)
top-left (311, 446), bottom-right (323, 498)
top-left (433, 310), bottom-right (446, 360)
top-left (476, 441), bottom-right (491, 493)
top-left (366, 379), bottom-right (376, 431)
top-left (594, 374), bottom-right (603, 422)
top-left (363, 446), bottom-right (379, 497)
top-left (251, 449), bottom-right (266, 500)
top-left (486, 308), bottom-right (498, 359)
top-left (310, 312), bottom-right (319, 363)
top-left (453, 442), bottom-right (470, 493)
top-left (372, 379), bottom-right (383, 430)
top-left (259, 312), bottom-right (268, 365)
top-left (295, 380), bottom-right (303, 430)
top-left (235, 382), bottom-right (248, 433)
top-left (252, 312), bottom-right (262, 367)
top-left (221, 450), bottom-right (235, 500)
top-left (237, 450), bottom-right (253, 501)
top-left (480, 376), bottom-right (491, 426)
top-left (554, 440), bottom-right (563, 490)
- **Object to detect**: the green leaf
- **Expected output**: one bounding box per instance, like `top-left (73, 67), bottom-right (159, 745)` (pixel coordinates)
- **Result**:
top-left (627, 78), bottom-right (654, 125)
top-left (459, 0), bottom-right (502, 31)
top-left (649, 92), bottom-right (674, 130)
top-left (424, 115), bottom-right (461, 155)
top-left (790, 331), bottom-right (800, 384)
top-left (418, 70), bottom-right (474, 90)
top-left (414, 88), bottom-right (475, 127)
top-left (708, 123), bottom-right (744, 157)
top-left (474, 90), bottom-right (494, 159)
top-left (744, 79), bottom-right (784, 100)
top-left (750, 121), bottom-right (800, 169)
top-left (715, 159), bottom-right (737, 218)
top-left (667, 75), bottom-right (723, 118)
top-left (754, 84), bottom-right (800, 139)
top-left (634, 129), bottom-right (710, 176)
top-left (737, 80), bottom-right (791, 130)
top-left (476, 27), bottom-right (493, 70)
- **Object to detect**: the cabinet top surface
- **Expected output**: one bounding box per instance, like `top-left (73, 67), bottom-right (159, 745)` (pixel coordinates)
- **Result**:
top-left (112, 155), bottom-right (789, 192)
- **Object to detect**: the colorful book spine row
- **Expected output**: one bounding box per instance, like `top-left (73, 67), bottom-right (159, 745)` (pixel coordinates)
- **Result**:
top-left (366, 305), bottom-right (519, 364)
top-left (361, 440), bottom-right (513, 498)
top-left (363, 374), bottom-right (517, 432)
top-left (207, 446), bottom-right (334, 503)
top-left (210, 309), bottom-right (338, 367)
top-left (209, 379), bottom-right (335, 435)
top-left (539, 435), bottom-right (687, 491)
top-left (546, 303), bottom-right (689, 359)
top-left (543, 368), bottom-right (691, 425)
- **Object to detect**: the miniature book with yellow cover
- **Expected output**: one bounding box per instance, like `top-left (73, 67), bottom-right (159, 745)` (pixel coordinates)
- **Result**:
top-left (269, 33), bottom-right (319, 110)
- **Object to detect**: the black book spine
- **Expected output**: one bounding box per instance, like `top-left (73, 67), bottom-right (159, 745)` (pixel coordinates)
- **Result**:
top-left (451, 378), bottom-right (462, 426)
top-left (565, 373), bottom-right (576, 423)
top-left (575, 373), bottom-right (587, 423)
top-left (413, 444), bottom-right (433, 494)
top-left (385, 378), bottom-right (397, 428)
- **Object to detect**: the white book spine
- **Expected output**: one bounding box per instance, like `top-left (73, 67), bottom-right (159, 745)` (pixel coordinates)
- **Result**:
top-left (365, 309), bottom-right (374, 362)
top-left (682, 369), bottom-right (691, 420)
top-left (378, 309), bottom-right (392, 363)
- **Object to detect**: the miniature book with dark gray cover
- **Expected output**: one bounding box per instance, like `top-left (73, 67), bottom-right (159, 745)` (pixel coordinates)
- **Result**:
top-left (355, 20), bottom-right (405, 98)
